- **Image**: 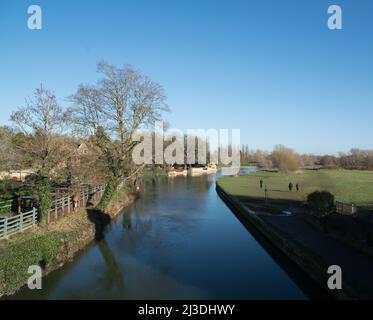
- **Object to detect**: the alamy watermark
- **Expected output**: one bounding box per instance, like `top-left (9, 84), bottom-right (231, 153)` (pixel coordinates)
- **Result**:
top-left (328, 5), bottom-right (343, 30)
top-left (27, 5), bottom-right (42, 30)
top-left (27, 265), bottom-right (42, 290)
top-left (27, 4), bottom-right (342, 31)
top-left (327, 265), bottom-right (342, 290)
top-left (131, 121), bottom-right (241, 175)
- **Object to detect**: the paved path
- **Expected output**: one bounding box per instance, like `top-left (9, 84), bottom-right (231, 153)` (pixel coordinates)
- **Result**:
top-left (254, 209), bottom-right (373, 298)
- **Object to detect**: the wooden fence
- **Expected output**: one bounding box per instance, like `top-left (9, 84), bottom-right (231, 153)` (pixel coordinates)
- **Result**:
top-left (336, 201), bottom-right (357, 216)
top-left (47, 184), bottom-right (106, 224)
top-left (0, 184), bottom-right (106, 240)
top-left (0, 208), bottom-right (37, 239)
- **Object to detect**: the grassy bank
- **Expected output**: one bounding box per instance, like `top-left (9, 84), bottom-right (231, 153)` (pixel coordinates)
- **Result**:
top-left (218, 169), bottom-right (373, 211)
top-left (0, 187), bottom-right (136, 298)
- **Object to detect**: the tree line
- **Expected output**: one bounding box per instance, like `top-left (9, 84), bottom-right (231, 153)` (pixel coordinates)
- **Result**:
top-left (240, 145), bottom-right (373, 172)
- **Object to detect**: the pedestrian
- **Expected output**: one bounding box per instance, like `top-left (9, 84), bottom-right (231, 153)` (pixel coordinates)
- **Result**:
top-left (72, 194), bottom-right (79, 211)
top-left (17, 196), bottom-right (22, 214)
top-left (288, 182), bottom-right (293, 192)
top-left (296, 182), bottom-right (300, 192)
top-left (260, 179), bottom-right (263, 189)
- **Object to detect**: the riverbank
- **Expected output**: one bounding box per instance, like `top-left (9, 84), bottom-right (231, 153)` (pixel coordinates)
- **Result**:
top-left (0, 188), bottom-right (137, 298)
top-left (216, 182), bottom-right (373, 299)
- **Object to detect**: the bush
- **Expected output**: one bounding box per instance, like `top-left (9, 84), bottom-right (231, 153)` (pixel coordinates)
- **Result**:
top-left (0, 180), bottom-right (21, 194)
top-left (307, 191), bottom-right (335, 218)
top-left (0, 233), bottom-right (62, 296)
top-left (271, 145), bottom-right (301, 172)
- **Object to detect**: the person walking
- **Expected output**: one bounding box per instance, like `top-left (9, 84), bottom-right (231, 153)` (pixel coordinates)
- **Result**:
top-left (260, 179), bottom-right (263, 189)
top-left (296, 182), bottom-right (300, 192)
top-left (72, 194), bottom-right (79, 211)
top-left (288, 182), bottom-right (293, 192)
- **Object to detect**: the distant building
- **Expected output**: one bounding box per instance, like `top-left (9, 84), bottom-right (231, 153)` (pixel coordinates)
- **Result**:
top-left (76, 142), bottom-right (89, 155)
top-left (0, 169), bottom-right (35, 181)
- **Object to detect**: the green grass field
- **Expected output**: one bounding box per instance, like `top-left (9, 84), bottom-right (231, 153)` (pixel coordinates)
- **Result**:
top-left (217, 169), bottom-right (373, 209)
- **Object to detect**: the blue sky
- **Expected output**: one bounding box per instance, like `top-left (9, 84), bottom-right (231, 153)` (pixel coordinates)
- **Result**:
top-left (0, 0), bottom-right (372, 154)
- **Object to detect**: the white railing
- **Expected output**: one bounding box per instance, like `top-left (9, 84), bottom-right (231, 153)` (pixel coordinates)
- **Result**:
top-left (47, 184), bottom-right (106, 224)
top-left (336, 201), bottom-right (357, 216)
top-left (0, 184), bottom-right (106, 239)
top-left (0, 208), bottom-right (37, 239)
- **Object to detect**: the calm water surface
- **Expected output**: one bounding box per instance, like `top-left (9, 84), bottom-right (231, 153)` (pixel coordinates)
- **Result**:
top-left (12, 172), bottom-right (324, 299)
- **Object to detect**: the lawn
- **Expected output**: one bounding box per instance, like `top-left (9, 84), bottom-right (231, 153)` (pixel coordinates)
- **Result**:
top-left (217, 169), bottom-right (373, 209)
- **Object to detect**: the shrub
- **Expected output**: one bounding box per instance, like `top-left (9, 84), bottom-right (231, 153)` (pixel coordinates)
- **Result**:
top-left (0, 233), bottom-right (62, 296)
top-left (271, 145), bottom-right (301, 172)
top-left (307, 191), bottom-right (335, 218)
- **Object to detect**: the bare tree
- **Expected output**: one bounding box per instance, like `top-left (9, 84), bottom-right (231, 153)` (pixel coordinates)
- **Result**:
top-left (254, 149), bottom-right (272, 168)
top-left (271, 145), bottom-right (301, 172)
top-left (10, 86), bottom-right (67, 223)
top-left (10, 86), bottom-right (67, 172)
top-left (301, 153), bottom-right (318, 167)
top-left (0, 126), bottom-right (18, 172)
top-left (68, 62), bottom-right (169, 210)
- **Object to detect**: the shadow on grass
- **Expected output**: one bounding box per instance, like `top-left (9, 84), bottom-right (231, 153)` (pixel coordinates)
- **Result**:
top-left (235, 193), bottom-right (373, 256)
top-left (270, 189), bottom-right (293, 193)
top-left (234, 195), bottom-right (304, 214)
top-left (325, 213), bottom-right (373, 245)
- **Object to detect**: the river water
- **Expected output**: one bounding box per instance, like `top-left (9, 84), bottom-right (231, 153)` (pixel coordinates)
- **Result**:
top-left (12, 171), bottom-right (326, 299)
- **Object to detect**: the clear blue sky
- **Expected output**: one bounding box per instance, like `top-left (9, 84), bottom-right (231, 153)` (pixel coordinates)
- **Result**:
top-left (0, 0), bottom-right (372, 155)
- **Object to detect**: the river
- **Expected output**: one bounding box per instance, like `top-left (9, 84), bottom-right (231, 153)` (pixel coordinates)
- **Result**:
top-left (12, 171), bottom-right (326, 299)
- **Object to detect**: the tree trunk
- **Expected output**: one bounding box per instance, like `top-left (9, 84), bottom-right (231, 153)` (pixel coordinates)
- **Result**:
top-left (96, 176), bottom-right (121, 212)
top-left (35, 173), bottom-right (51, 227)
